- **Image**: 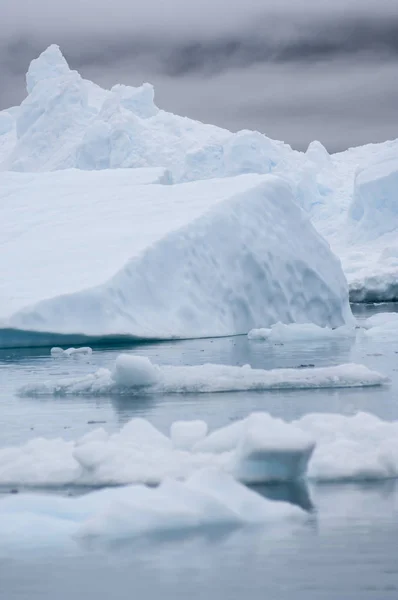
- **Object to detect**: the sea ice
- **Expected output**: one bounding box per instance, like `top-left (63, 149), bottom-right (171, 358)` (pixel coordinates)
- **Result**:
top-left (248, 322), bottom-right (355, 342)
top-left (17, 354), bottom-right (387, 397)
top-left (1, 410), bottom-right (397, 489)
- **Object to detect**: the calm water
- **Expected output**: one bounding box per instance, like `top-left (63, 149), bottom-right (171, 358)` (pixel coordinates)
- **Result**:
top-left (1, 304), bottom-right (398, 599)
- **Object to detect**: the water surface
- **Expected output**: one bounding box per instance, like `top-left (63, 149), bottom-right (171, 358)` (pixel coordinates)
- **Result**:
top-left (1, 304), bottom-right (398, 599)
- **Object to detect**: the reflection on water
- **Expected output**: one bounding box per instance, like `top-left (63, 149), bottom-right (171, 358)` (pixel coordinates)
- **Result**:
top-left (1, 481), bottom-right (398, 600)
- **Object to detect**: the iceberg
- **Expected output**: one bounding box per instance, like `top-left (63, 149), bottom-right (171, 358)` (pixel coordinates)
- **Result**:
top-left (0, 173), bottom-right (353, 346)
top-left (17, 354), bottom-right (387, 396)
top-left (248, 322), bottom-right (355, 342)
top-left (2, 44), bottom-right (398, 306)
top-left (312, 150), bottom-right (398, 303)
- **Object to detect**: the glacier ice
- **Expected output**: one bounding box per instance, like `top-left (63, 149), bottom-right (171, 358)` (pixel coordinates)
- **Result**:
top-left (17, 354), bottom-right (387, 396)
top-left (0, 173), bottom-right (353, 345)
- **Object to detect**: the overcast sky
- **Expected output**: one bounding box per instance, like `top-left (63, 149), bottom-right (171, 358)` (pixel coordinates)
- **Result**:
top-left (1, 0), bottom-right (398, 151)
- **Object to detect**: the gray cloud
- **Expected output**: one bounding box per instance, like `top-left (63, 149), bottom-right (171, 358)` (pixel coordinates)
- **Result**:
top-left (1, 0), bottom-right (398, 150)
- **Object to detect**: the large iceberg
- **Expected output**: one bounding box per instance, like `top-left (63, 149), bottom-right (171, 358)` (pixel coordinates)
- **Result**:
top-left (2, 44), bottom-right (398, 305)
top-left (0, 172), bottom-right (352, 346)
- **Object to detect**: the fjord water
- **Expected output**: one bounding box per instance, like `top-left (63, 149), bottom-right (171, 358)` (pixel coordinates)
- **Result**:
top-left (1, 304), bottom-right (398, 599)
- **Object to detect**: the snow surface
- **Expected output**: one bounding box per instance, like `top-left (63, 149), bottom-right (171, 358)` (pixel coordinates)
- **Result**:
top-left (0, 173), bottom-right (352, 345)
top-left (0, 468), bottom-right (305, 549)
top-left (17, 354), bottom-right (387, 397)
top-left (1, 410), bottom-right (396, 489)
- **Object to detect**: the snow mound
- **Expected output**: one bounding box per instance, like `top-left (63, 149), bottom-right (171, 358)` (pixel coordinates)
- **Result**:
top-left (0, 468), bottom-right (305, 549)
top-left (1, 410), bottom-right (397, 490)
top-left (18, 355), bottom-right (387, 397)
top-left (0, 174), bottom-right (353, 346)
top-left (248, 322), bottom-right (355, 342)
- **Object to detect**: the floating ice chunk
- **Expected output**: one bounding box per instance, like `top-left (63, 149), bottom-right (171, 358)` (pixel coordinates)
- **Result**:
top-left (361, 311), bottom-right (398, 339)
top-left (230, 414), bottom-right (315, 484)
top-left (296, 412), bottom-right (398, 481)
top-left (248, 322), bottom-right (355, 342)
top-left (363, 312), bottom-right (398, 329)
top-left (0, 468), bottom-right (305, 550)
top-left (361, 312), bottom-right (398, 339)
top-left (247, 327), bottom-right (271, 340)
top-left (2, 410), bottom-right (398, 489)
top-left (51, 346), bottom-right (93, 357)
top-left (112, 354), bottom-right (161, 388)
top-left (18, 357), bottom-right (387, 397)
top-left (170, 420), bottom-right (208, 451)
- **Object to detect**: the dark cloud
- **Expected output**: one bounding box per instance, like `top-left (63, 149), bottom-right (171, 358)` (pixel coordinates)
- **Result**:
top-left (1, 0), bottom-right (398, 150)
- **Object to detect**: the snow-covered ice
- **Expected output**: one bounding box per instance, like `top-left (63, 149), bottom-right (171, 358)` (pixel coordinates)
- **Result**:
top-left (0, 172), bottom-right (353, 345)
top-left (1, 409), bottom-right (397, 490)
top-left (17, 354), bottom-right (387, 397)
